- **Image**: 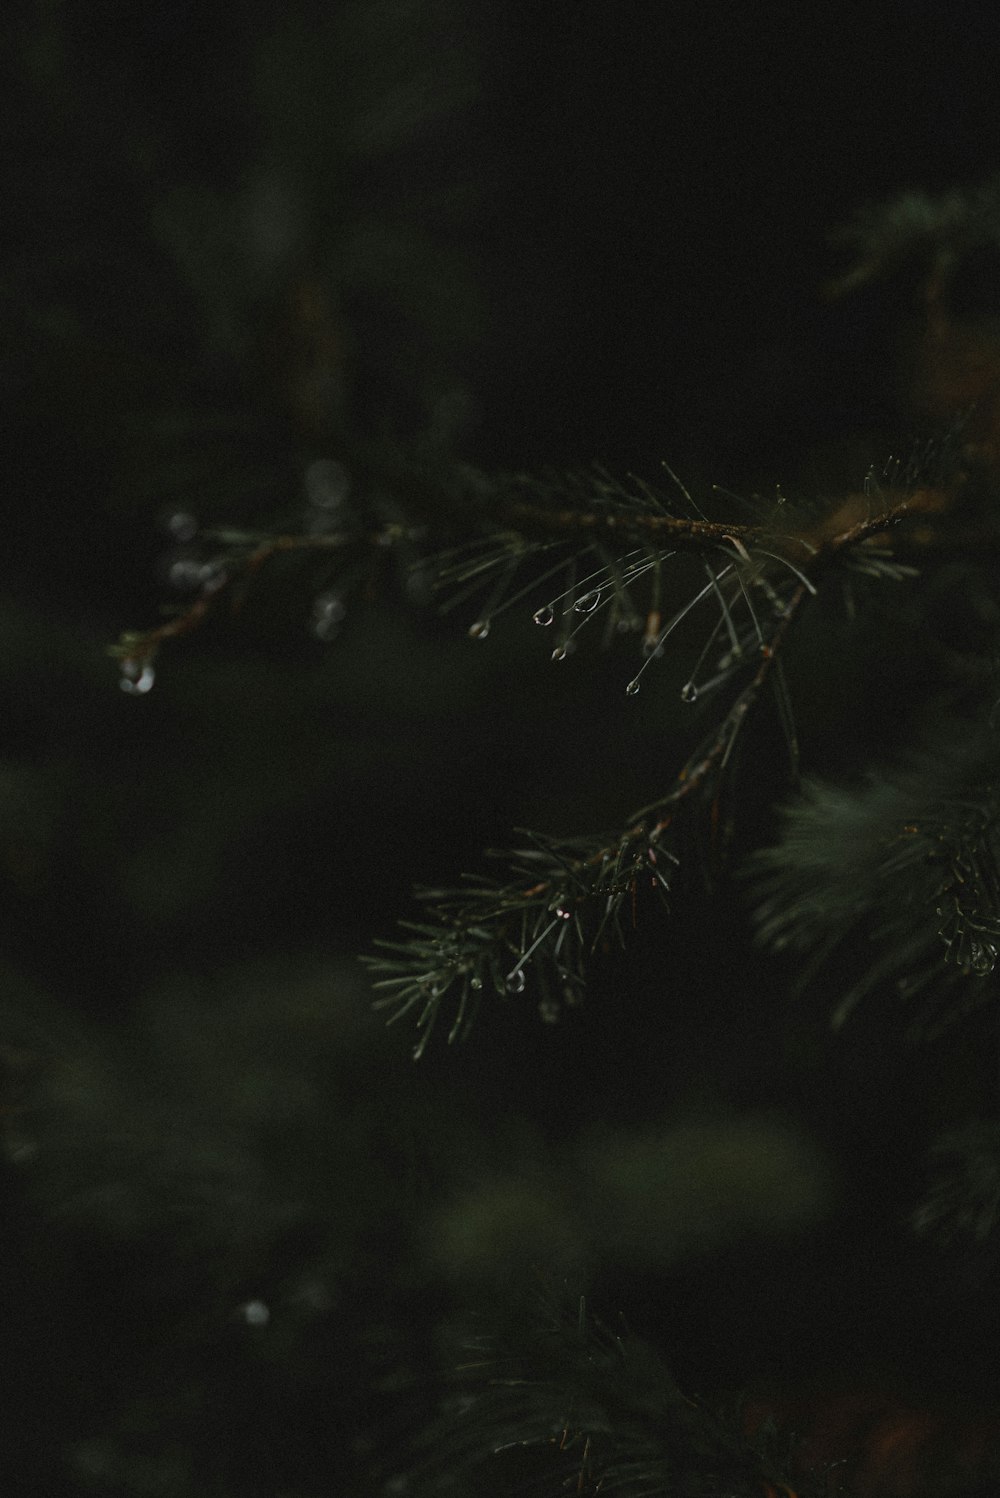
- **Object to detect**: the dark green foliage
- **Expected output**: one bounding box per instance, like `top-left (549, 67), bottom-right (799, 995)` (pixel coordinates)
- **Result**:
top-left (751, 725), bottom-right (1000, 1034)
top-left (409, 1280), bottom-right (814, 1498)
top-left (9, 6), bottom-right (1000, 1497)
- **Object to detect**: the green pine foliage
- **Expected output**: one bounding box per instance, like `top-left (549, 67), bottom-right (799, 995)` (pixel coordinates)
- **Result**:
top-left (8, 7), bottom-right (1000, 1496)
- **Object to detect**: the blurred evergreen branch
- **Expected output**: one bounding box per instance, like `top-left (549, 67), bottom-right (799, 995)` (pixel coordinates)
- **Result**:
top-left (113, 449), bottom-right (964, 1048)
top-left (751, 723), bottom-right (1000, 1037)
top-left (410, 1278), bottom-right (819, 1498)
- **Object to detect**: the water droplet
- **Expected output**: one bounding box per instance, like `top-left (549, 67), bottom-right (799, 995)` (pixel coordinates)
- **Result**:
top-left (539, 998), bottom-right (560, 1024)
top-left (551, 641), bottom-right (574, 661)
top-left (681, 681), bottom-right (698, 703)
top-left (505, 968), bottom-right (526, 994)
top-left (160, 509), bottom-right (198, 542)
top-left (305, 459), bottom-right (351, 510)
top-left (240, 1299), bottom-right (270, 1327)
top-left (405, 564), bottom-right (433, 605)
top-left (314, 591), bottom-right (346, 621)
top-left (533, 604), bottom-right (555, 627)
top-left (548, 903), bottom-right (571, 919)
top-left (120, 658), bottom-right (155, 695)
top-left (312, 591), bottom-right (346, 640)
top-left (573, 588), bottom-right (602, 614)
top-left (468, 619), bottom-right (491, 640)
top-left (970, 942), bottom-right (997, 976)
top-left (626, 678), bottom-right (640, 696)
top-left (470, 975), bottom-right (483, 990)
top-left (760, 643), bottom-right (773, 658)
top-left (162, 551), bottom-right (206, 591)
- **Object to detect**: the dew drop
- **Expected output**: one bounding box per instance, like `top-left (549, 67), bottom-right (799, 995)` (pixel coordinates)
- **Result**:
top-left (305, 458), bottom-right (351, 511)
top-left (970, 942), bottom-right (997, 976)
top-left (468, 619), bottom-right (491, 640)
top-left (163, 551), bottom-right (206, 591)
top-left (240, 1299), bottom-right (270, 1327)
top-left (505, 968), bottom-right (526, 994)
top-left (533, 604), bottom-right (555, 627)
top-left (120, 658), bottom-right (155, 695)
top-left (313, 591), bottom-right (346, 622)
top-left (681, 681), bottom-right (698, 703)
top-left (470, 975), bottom-right (483, 990)
top-left (539, 998), bottom-right (560, 1024)
top-left (312, 591), bottom-right (346, 640)
top-left (573, 588), bottom-right (602, 614)
top-left (759, 643), bottom-right (773, 659)
top-left (551, 641), bottom-right (574, 662)
top-left (626, 678), bottom-right (640, 696)
top-left (160, 508), bottom-right (198, 542)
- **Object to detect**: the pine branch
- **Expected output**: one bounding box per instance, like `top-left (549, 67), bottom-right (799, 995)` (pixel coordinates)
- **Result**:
top-left (364, 474), bottom-right (950, 1052)
top-left (409, 1279), bottom-right (818, 1498)
top-left (749, 725), bottom-right (1000, 1036)
top-left (109, 434), bottom-right (969, 1048)
top-left (108, 453), bottom-right (940, 687)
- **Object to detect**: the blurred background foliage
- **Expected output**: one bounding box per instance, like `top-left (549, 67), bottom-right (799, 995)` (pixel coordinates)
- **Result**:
top-left (4, 2), bottom-right (1000, 1494)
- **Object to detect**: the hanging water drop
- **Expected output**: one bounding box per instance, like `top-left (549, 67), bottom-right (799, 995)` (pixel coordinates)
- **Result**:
top-left (312, 590), bottom-right (346, 641)
top-left (533, 604), bottom-right (555, 627)
top-left (240, 1299), bottom-right (270, 1327)
top-left (551, 643), bottom-right (571, 662)
top-left (305, 458), bottom-right (351, 511)
top-left (470, 975), bottom-right (483, 990)
top-left (505, 968), bottom-right (526, 994)
top-left (162, 551), bottom-right (206, 591)
top-left (468, 619), bottom-right (491, 640)
top-left (970, 942), bottom-right (997, 976)
top-left (681, 681), bottom-right (698, 703)
top-left (159, 508), bottom-right (198, 542)
top-left (573, 588), bottom-right (602, 614)
top-left (626, 678), bottom-right (640, 696)
top-left (120, 658), bottom-right (155, 695)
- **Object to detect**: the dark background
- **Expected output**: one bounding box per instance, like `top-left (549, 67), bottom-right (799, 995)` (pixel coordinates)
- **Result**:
top-left (3, 3), bottom-right (1000, 1494)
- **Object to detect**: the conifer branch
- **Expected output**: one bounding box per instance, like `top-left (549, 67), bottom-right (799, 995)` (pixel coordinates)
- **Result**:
top-left (413, 1280), bottom-right (815, 1498)
top-left (108, 519), bottom-right (413, 686)
top-left (110, 444), bottom-right (964, 1045)
top-left (366, 476), bottom-right (952, 1050)
top-left (750, 728), bottom-right (1000, 1035)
